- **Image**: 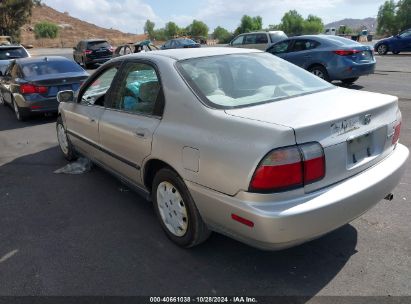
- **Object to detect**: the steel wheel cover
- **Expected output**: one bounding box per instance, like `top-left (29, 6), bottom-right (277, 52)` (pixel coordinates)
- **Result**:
top-left (156, 181), bottom-right (188, 237)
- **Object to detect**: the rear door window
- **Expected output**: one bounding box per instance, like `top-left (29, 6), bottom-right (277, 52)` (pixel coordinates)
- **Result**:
top-left (290, 40), bottom-right (320, 52)
top-left (255, 34), bottom-right (268, 44)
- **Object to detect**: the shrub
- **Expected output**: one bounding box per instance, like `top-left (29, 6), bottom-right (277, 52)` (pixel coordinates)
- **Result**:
top-left (34, 21), bottom-right (59, 39)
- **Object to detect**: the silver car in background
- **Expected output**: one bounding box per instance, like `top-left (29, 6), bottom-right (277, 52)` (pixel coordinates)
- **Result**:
top-left (56, 48), bottom-right (408, 250)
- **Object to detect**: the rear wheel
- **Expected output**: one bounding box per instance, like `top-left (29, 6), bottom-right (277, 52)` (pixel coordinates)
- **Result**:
top-left (0, 92), bottom-right (5, 106)
top-left (152, 168), bottom-right (211, 248)
top-left (13, 100), bottom-right (27, 121)
top-left (56, 116), bottom-right (77, 161)
top-left (308, 65), bottom-right (330, 82)
top-left (377, 44), bottom-right (388, 55)
top-left (342, 77), bottom-right (359, 85)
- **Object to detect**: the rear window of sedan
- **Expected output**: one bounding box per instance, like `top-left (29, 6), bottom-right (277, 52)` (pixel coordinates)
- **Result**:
top-left (0, 47), bottom-right (29, 60)
top-left (177, 52), bottom-right (333, 109)
top-left (324, 36), bottom-right (362, 46)
top-left (21, 60), bottom-right (84, 77)
top-left (87, 41), bottom-right (110, 50)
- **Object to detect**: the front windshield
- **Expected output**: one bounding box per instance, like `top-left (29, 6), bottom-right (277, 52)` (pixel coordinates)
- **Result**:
top-left (177, 52), bottom-right (333, 109)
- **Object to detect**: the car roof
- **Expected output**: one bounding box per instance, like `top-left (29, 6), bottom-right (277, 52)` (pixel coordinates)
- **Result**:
top-left (81, 39), bottom-right (108, 42)
top-left (0, 45), bottom-right (25, 49)
top-left (125, 47), bottom-right (262, 61)
top-left (15, 56), bottom-right (73, 64)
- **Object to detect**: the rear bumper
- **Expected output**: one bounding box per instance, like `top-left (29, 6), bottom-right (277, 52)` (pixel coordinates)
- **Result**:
top-left (19, 97), bottom-right (59, 113)
top-left (329, 61), bottom-right (376, 80)
top-left (187, 144), bottom-right (409, 250)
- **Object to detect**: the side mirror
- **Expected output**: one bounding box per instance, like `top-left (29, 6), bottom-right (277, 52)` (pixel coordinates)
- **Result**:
top-left (57, 90), bottom-right (75, 103)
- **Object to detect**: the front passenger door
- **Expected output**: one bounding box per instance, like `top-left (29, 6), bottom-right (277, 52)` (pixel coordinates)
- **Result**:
top-left (99, 61), bottom-right (163, 185)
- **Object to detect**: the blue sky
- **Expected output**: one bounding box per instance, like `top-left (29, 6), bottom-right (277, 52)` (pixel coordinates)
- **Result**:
top-left (42, 0), bottom-right (385, 34)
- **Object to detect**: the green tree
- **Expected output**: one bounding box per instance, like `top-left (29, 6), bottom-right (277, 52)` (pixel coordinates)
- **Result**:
top-left (302, 14), bottom-right (324, 34)
top-left (213, 26), bottom-right (231, 43)
top-left (187, 20), bottom-right (209, 38)
top-left (377, 0), bottom-right (399, 35)
top-left (34, 21), bottom-right (59, 39)
top-left (234, 15), bottom-right (263, 35)
top-left (164, 21), bottom-right (179, 39)
top-left (153, 28), bottom-right (167, 41)
top-left (144, 19), bottom-right (155, 40)
top-left (279, 10), bottom-right (304, 36)
top-left (0, 0), bottom-right (34, 42)
top-left (397, 0), bottom-right (411, 30)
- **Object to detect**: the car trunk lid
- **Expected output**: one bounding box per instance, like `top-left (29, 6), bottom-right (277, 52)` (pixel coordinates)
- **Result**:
top-left (25, 73), bottom-right (87, 97)
top-left (225, 87), bottom-right (400, 192)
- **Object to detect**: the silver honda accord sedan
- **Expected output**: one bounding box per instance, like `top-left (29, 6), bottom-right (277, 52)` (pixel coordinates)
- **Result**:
top-left (56, 47), bottom-right (409, 250)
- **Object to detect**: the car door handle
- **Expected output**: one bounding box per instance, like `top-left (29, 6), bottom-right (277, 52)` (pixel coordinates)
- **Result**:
top-left (134, 128), bottom-right (147, 138)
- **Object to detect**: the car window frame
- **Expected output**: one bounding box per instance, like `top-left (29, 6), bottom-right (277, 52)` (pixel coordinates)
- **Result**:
top-left (104, 58), bottom-right (165, 119)
top-left (267, 39), bottom-right (292, 54)
top-left (76, 60), bottom-right (123, 108)
top-left (231, 35), bottom-right (245, 46)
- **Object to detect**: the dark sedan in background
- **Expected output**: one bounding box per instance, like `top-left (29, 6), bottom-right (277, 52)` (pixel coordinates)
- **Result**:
top-left (267, 35), bottom-right (375, 84)
top-left (374, 28), bottom-right (411, 55)
top-left (73, 39), bottom-right (114, 69)
top-left (160, 38), bottom-right (200, 50)
top-left (0, 56), bottom-right (88, 121)
top-left (0, 45), bottom-right (30, 75)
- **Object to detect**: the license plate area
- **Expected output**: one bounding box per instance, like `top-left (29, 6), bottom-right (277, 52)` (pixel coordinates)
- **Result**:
top-left (346, 126), bottom-right (386, 169)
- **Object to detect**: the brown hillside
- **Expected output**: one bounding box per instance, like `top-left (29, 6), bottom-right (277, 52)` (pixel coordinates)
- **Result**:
top-left (20, 5), bottom-right (147, 48)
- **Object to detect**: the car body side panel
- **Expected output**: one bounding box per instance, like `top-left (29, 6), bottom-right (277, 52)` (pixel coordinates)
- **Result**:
top-left (141, 56), bottom-right (296, 196)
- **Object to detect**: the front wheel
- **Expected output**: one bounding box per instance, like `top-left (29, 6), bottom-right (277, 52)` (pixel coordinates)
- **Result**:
top-left (377, 44), bottom-right (388, 55)
top-left (56, 116), bottom-right (77, 161)
top-left (342, 77), bottom-right (359, 85)
top-left (308, 65), bottom-right (330, 82)
top-left (152, 168), bottom-right (211, 248)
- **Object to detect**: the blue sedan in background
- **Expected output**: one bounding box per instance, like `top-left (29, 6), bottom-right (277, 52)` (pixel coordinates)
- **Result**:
top-left (267, 35), bottom-right (375, 84)
top-left (160, 38), bottom-right (200, 50)
top-left (374, 28), bottom-right (411, 55)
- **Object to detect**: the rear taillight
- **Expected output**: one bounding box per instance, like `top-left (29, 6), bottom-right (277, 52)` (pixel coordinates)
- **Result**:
top-left (333, 49), bottom-right (362, 56)
top-left (249, 142), bottom-right (325, 193)
top-left (20, 84), bottom-right (48, 94)
top-left (392, 122), bottom-right (401, 145)
top-left (84, 49), bottom-right (92, 55)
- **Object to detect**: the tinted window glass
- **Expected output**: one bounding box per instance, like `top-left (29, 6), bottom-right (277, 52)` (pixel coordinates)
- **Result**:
top-left (21, 60), bottom-right (84, 77)
top-left (81, 67), bottom-right (117, 106)
top-left (110, 63), bottom-right (160, 115)
top-left (87, 41), bottom-right (110, 50)
top-left (291, 40), bottom-right (320, 52)
top-left (0, 47), bottom-right (29, 60)
top-left (244, 34), bottom-right (257, 44)
top-left (255, 34), bottom-right (268, 44)
top-left (178, 53), bottom-right (332, 109)
top-left (231, 36), bottom-right (244, 46)
top-left (267, 41), bottom-right (290, 54)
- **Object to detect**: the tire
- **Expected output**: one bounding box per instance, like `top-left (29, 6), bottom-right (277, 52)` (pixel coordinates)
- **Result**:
top-left (0, 92), bottom-right (6, 106)
top-left (12, 100), bottom-right (27, 121)
top-left (392, 50), bottom-right (400, 55)
top-left (377, 44), bottom-right (388, 55)
top-left (342, 77), bottom-right (359, 84)
top-left (308, 65), bottom-right (330, 82)
top-left (152, 168), bottom-right (211, 248)
top-left (56, 116), bottom-right (77, 161)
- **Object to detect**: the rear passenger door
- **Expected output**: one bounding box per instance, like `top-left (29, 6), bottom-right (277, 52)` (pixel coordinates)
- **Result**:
top-left (99, 60), bottom-right (163, 185)
top-left (286, 39), bottom-right (320, 68)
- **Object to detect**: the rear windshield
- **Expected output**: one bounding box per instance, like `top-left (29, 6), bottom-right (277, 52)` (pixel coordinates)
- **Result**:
top-left (21, 60), bottom-right (84, 77)
top-left (177, 52), bottom-right (333, 109)
top-left (87, 41), bottom-right (110, 50)
top-left (0, 47), bottom-right (29, 60)
top-left (325, 36), bottom-right (361, 46)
